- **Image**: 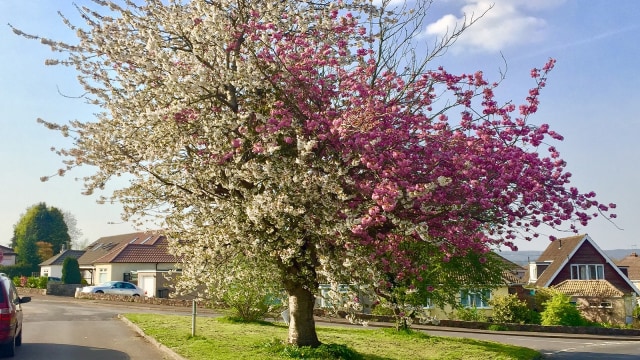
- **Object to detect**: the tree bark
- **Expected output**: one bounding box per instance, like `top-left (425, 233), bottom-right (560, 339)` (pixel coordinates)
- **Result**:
top-left (286, 284), bottom-right (320, 347)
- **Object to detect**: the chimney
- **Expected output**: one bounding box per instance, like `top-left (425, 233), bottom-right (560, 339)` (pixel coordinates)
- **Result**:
top-left (60, 243), bottom-right (66, 254)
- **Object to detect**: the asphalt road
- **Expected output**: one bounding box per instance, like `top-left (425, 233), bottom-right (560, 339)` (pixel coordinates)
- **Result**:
top-left (13, 295), bottom-right (640, 359)
top-left (418, 327), bottom-right (640, 359)
top-left (18, 295), bottom-right (176, 359)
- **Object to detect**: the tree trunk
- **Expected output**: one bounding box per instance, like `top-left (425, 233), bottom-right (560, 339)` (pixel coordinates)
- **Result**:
top-left (286, 284), bottom-right (320, 347)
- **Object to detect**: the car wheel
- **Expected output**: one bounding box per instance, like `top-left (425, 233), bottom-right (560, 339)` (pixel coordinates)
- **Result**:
top-left (95, 290), bottom-right (104, 294)
top-left (132, 294), bottom-right (140, 297)
top-left (2, 335), bottom-right (15, 357)
top-left (15, 330), bottom-right (21, 347)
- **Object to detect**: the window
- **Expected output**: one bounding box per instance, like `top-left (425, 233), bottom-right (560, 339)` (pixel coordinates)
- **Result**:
top-left (98, 268), bottom-right (108, 284)
top-left (570, 264), bottom-right (604, 280)
top-left (588, 301), bottom-right (612, 308)
top-left (460, 289), bottom-right (491, 308)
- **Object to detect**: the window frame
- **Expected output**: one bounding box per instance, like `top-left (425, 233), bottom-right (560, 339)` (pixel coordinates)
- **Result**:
top-left (460, 289), bottom-right (491, 309)
top-left (570, 264), bottom-right (605, 280)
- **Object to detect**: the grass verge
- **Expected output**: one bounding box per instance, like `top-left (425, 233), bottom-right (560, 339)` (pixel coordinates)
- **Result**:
top-left (124, 313), bottom-right (541, 360)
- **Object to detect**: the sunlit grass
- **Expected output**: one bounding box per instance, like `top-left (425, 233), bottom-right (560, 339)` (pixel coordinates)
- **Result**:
top-left (124, 313), bottom-right (541, 360)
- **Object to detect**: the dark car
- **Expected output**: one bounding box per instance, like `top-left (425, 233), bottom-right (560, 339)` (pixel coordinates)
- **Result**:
top-left (0, 274), bottom-right (30, 357)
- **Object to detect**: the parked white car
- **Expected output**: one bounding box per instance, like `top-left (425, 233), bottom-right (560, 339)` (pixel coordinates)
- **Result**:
top-left (81, 281), bottom-right (145, 297)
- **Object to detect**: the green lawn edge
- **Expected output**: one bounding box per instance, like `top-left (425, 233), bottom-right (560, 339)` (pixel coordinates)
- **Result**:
top-left (123, 313), bottom-right (541, 360)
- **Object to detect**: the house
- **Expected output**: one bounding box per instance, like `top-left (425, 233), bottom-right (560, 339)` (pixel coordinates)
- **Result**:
top-left (317, 252), bottom-right (527, 320)
top-left (90, 235), bottom-right (180, 298)
top-left (527, 234), bottom-right (639, 324)
top-left (0, 245), bottom-right (17, 266)
top-left (615, 252), bottom-right (640, 290)
top-left (39, 248), bottom-right (85, 279)
top-left (41, 231), bottom-right (182, 298)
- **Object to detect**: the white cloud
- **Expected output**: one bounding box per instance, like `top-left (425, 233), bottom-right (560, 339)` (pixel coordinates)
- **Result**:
top-left (425, 0), bottom-right (562, 53)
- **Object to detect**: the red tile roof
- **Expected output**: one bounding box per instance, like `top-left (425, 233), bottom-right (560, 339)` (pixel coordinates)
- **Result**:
top-left (77, 231), bottom-right (174, 266)
top-left (93, 237), bottom-right (180, 263)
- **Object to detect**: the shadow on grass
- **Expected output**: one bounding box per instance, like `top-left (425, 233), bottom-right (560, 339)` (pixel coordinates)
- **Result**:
top-left (217, 316), bottom-right (279, 326)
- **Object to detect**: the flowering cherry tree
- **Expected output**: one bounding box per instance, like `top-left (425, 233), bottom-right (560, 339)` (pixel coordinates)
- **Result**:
top-left (14, 0), bottom-right (614, 347)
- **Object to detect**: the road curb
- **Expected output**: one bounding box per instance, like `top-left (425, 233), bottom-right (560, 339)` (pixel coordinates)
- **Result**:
top-left (118, 314), bottom-right (186, 360)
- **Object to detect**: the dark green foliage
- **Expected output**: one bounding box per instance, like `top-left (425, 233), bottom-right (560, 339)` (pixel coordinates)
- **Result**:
top-left (633, 306), bottom-right (640, 320)
top-left (261, 338), bottom-right (362, 359)
top-left (62, 257), bottom-right (82, 284)
top-left (0, 264), bottom-right (38, 279)
top-left (489, 294), bottom-right (541, 324)
top-left (218, 316), bottom-right (275, 326)
top-left (541, 292), bottom-right (586, 326)
top-left (11, 203), bottom-right (71, 268)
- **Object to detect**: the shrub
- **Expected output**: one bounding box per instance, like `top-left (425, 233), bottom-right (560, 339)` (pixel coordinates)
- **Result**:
top-left (62, 257), bottom-right (82, 284)
top-left (222, 282), bottom-right (278, 322)
top-left (540, 293), bottom-right (586, 326)
top-left (454, 306), bottom-right (487, 322)
top-left (489, 294), bottom-right (540, 324)
top-left (26, 277), bottom-right (40, 288)
top-left (216, 256), bottom-right (284, 322)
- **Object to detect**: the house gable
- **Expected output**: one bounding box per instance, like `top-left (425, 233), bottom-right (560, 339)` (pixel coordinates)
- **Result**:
top-left (535, 234), bottom-right (639, 296)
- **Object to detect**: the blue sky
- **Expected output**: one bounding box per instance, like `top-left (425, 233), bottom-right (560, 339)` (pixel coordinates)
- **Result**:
top-left (1, 0), bottom-right (638, 251)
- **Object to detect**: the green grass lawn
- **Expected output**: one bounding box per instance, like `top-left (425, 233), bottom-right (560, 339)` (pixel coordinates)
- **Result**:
top-left (123, 313), bottom-right (541, 360)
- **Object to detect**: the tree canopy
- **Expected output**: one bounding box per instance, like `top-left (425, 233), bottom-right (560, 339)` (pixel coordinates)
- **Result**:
top-left (11, 203), bottom-right (71, 269)
top-left (13, 0), bottom-right (614, 347)
top-left (62, 257), bottom-right (82, 284)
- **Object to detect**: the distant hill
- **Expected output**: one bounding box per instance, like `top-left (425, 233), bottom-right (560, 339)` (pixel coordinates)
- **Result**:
top-left (498, 249), bottom-right (639, 267)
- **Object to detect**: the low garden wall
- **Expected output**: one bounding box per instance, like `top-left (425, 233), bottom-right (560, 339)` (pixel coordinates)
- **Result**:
top-left (313, 309), bottom-right (640, 337)
top-left (17, 287), bottom-right (46, 296)
top-left (74, 292), bottom-right (213, 308)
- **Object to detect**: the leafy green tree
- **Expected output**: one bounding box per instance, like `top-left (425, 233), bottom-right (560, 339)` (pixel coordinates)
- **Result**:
top-left (541, 292), bottom-right (586, 326)
top-left (36, 241), bottom-right (54, 262)
top-left (371, 249), bottom-right (509, 330)
top-left (61, 257), bottom-right (82, 284)
top-left (11, 203), bottom-right (71, 268)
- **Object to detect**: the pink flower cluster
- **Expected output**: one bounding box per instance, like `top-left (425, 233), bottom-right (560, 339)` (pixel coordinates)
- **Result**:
top-left (185, 9), bottom-right (613, 287)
